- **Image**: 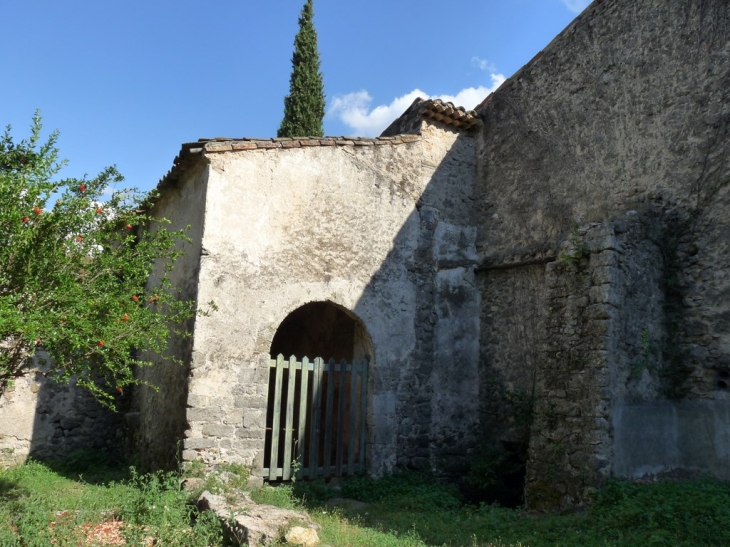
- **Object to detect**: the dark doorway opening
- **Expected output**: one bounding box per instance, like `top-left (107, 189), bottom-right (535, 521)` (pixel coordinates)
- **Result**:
top-left (270, 301), bottom-right (371, 362)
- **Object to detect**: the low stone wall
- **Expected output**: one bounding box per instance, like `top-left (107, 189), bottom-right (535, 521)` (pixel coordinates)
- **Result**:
top-left (0, 365), bottom-right (126, 467)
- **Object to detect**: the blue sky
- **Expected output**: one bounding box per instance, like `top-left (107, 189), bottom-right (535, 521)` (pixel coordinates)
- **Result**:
top-left (1, 0), bottom-right (590, 193)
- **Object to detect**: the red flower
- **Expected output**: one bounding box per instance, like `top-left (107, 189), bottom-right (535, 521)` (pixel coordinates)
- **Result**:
top-left (122, 314), bottom-right (129, 321)
top-left (35, 338), bottom-right (41, 345)
top-left (33, 206), bottom-right (42, 215)
top-left (22, 216), bottom-right (29, 223)
top-left (126, 224), bottom-right (133, 230)
top-left (116, 387), bottom-right (123, 393)
top-left (132, 295), bottom-right (139, 302)
top-left (76, 235), bottom-right (83, 242)
top-left (97, 340), bottom-right (105, 347)
top-left (79, 184), bottom-right (86, 193)
top-left (96, 207), bottom-right (103, 214)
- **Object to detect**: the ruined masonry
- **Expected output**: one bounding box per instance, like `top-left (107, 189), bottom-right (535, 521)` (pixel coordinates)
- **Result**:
top-left (1, 0), bottom-right (729, 510)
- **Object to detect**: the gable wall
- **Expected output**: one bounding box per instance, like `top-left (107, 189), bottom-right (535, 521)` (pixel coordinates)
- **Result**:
top-left (181, 126), bottom-right (481, 475)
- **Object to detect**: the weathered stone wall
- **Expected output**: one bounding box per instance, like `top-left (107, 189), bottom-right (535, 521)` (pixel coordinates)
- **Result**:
top-left (478, 0), bottom-right (730, 254)
top-left (173, 124), bottom-right (480, 475)
top-left (525, 224), bottom-right (623, 510)
top-left (476, 262), bottom-right (548, 475)
top-left (133, 161), bottom-right (209, 470)
top-left (399, 125), bottom-right (480, 473)
top-left (0, 357), bottom-right (125, 467)
top-left (476, 0), bottom-right (730, 507)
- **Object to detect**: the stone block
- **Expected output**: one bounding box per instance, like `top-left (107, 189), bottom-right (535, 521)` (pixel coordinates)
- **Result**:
top-left (238, 365), bottom-right (268, 384)
top-left (232, 438), bottom-right (265, 451)
top-left (584, 320), bottom-right (609, 337)
top-left (584, 303), bottom-right (615, 320)
top-left (187, 407), bottom-right (223, 423)
top-left (184, 437), bottom-right (216, 449)
top-left (591, 265), bottom-right (615, 285)
top-left (239, 396), bottom-right (268, 410)
top-left (201, 424), bottom-right (234, 437)
top-left (590, 250), bottom-right (619, 268)
top-left (243, 409), bottom-right (265, 429)
top-left (186, 394), bottom-right (209, 408)
top-left (236, 427), bottom-right (266, 440)
top-left (182, 449), bottom-right (199, 461)
top-left (588, 285), bottom-right (620, 307)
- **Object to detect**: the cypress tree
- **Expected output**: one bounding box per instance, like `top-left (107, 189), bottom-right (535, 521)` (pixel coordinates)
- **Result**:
top-left (277, 0), bottom-right (325, 138)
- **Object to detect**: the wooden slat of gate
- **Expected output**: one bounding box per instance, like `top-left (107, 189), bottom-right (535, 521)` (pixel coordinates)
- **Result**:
top-left (282, 355), bottom-right (297, 481)
top-left (269, 354), bottom-right (285, 480)
top-left (323, 359), bottom-right (336, 477)
top-left (347, 361), bottom-right (359, 475)
top-left (308, 357), bottom-right (323, 479)
top-left (335, 359), bottom-right (347, 476)
top-left (296, 357), bottom-right (309, 478)
top-left (359, 360), bottom-right (368, 473)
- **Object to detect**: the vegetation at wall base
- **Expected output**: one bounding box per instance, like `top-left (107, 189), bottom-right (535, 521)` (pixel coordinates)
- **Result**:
top-left (2, 455), bottom-right (729, 546)
top-left (255, 470), bottom-right (730, 547)
top-left (277, 0), bottom-right (326, 138)
top-left (0, 113), bottom-right (207, 406)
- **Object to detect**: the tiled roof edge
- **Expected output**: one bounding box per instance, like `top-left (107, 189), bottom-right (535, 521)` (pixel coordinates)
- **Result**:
top-left (155, 134), bottom-right (420, 194)
top-left (380, 97), bottom-right (482, 137)
top-left (420, 99), bottom-right (483, 131)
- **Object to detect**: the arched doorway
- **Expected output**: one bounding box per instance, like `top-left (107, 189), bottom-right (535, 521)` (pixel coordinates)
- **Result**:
top-left (265, 301), bottom-right (372, 482)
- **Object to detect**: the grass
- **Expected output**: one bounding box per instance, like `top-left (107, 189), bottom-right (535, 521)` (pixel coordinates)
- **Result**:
top-left (1, 455), bottom-right (729, 546)
top-left (0, 456), bottom-right (223, 546)
top-left (253, 470), bottom-right (730, 547)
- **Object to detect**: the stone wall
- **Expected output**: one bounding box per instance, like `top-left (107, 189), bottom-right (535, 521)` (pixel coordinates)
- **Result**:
top-left (525, 224), bottom-right (621, 510)
top-left (476, 262), bottom-right (548, 500)
top-left (0, 357), bottom-right (125, 467)
top-left (476, 0), bottom-right (730, 507)
top-left (133, 160), bottom-right (209, 470)
top-left (162, 124), bottom-right (481, 476)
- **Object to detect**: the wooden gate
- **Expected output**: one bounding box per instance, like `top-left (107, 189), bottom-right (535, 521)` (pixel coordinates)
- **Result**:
top-left (263, 355), bottom-right (368, 481)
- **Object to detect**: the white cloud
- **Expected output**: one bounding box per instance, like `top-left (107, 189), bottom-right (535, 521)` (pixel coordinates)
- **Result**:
top-left (561, 0), bottom-right (591, 14)
top-left (328, 89), bottom-right (427, 138)
top-left (471, 56), bottom-right (496, 72)
top-left (328, 73), bottom-right (506, 137)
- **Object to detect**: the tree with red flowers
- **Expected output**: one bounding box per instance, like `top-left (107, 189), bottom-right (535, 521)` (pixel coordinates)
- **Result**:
top-left (0, 113), bottom-right (208, 406)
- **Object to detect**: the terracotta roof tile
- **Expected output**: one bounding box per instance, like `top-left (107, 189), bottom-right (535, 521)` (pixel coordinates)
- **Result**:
top-left (380, 98), bottom-right (483, 136)
top-left (421, 99), bottom-right (482, 131)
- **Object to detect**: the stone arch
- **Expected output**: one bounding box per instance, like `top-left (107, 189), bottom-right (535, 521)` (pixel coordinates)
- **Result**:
top-left (265, 301), bottom-right (373, 480)
top-left (269, 300), bottom-right (374, 364)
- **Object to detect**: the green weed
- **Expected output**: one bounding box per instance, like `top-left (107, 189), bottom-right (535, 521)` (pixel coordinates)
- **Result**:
top-left (3, 456), bottom-right (730, 547)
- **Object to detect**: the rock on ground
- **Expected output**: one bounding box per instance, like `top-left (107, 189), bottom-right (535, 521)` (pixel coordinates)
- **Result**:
top-left (284, 526), bottom-right (320, 547)
top-left (197, 491), bottom-right (319, 546)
